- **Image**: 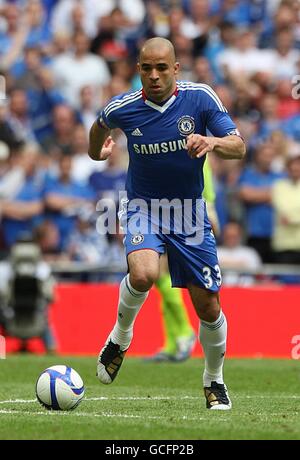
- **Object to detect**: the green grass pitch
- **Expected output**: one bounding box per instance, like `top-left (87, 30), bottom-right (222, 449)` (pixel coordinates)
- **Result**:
top-left (0, 355), bottom-right (299, 440)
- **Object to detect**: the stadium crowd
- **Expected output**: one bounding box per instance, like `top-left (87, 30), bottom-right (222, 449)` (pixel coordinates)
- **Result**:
top-left (0, 0), bottom-right (300, 283)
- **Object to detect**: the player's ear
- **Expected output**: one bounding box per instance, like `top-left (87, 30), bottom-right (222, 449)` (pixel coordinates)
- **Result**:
top-left (137, 62), bottom-right (141, 73)
top-left (174, 62), bottom-right (180, 75)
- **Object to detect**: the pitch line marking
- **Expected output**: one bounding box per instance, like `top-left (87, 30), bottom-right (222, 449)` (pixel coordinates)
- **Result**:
top-left (0, 399), bottom-right (37, 404)
top-left (0, 409), bottom-right (214, 422)
top-left (1, 394), bottom-right (300, 405)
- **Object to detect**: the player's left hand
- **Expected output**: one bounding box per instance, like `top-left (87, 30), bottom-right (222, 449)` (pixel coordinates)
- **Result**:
top-left (186, 134), bottom-right (217, 159)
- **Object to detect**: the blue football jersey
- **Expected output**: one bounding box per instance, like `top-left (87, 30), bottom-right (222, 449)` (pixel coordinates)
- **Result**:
top-left (99, 82), bottom-right (238, 201)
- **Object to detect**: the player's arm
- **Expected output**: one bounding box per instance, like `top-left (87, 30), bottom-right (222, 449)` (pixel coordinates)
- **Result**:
top-left (187, 85), bottom-right (246, 160)
top-left (186, 134), bottom-right (245, 160)
top-left (88, 118), bottom-right (115, 161)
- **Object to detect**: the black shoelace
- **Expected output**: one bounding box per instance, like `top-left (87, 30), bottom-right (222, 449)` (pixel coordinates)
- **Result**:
top-left (209, 382), bottom-right (229, 404)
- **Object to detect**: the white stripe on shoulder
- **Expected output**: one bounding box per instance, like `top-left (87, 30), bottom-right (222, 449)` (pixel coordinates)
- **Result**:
top-left (197, 83), bottom-right (228, 113)
top-left (178, 82), bottom-right (227, 112)
top-left (105, 94), bottom-right (143, 118)
top-left (104, 90), bottom-right (142, 116)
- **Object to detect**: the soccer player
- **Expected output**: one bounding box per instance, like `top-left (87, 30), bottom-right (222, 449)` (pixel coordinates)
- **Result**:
top-left (88, 37), bottom-right (246, 410)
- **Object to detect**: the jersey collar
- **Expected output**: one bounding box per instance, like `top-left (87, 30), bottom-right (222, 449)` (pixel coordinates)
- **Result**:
top-left (142, 86), bottom-right (178, 113)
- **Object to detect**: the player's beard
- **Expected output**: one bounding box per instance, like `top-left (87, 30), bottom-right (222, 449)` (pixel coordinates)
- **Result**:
top-left (146, 80), bottom-right (176, 103)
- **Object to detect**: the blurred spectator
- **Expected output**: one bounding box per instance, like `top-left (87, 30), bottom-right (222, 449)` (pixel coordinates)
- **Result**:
top-left (0, 142), bottom-right (45, 247)
top-left (0, 1), bottom-right (52, 72)
top-left (103, 0), bottom-right (146, 28)
top-left (0, 140), bottom-right (9, 174)
top-left (214, 84), bottom-right (234, 113)
top-left (11, 47), bottom-right (66, 145)
top-left (0, 140), bottom-right (23, 200)
top-left (0, 3), bottom-right (28, 71)
top-left (51, 0), bottom-right (145, 40)
top-left (193, 56), bottom-right (216, 86)
top-left (50, 0), bottom-right (110, 39)
top-left (89, 144), bottom-right (127, 205)
top-left (24, 0), bottom-right (52, 51)
top-left (70, 123), bottom-right (105, 184)
top-left (77, 85), bottom-right (98, 134)
top-left (271, 149), bottom-right (300, 264)
top-left (204, 20), bottom-right (237, 83)
top-left (276, 79), bottom-right (300, 120)
top-left (25, 66), bottom-right (65, 145)
top-left (168, 6), bottom-right (187, 39)
top-left (217, 221), bottom-right (262, 285)
top-left (110, 58), bottom-right (136, 88)
top-left (229, 84), bottom-right (258, 149)
top-left (40, 103), bottom-right (76, 156)
top-left (107, 75), bottom-right (131, 100)
top-left (214, 0), bottom-right (252, 27)
top-left (0, 99), bottom-right (24, 151)
top-left (44, 155), bottom-right (95, 251)
top-left (182, 0), bottom-right (212, 41)
top-left (171, 33), bottom-right (194, 81)
top-left (217, 27), bottom-right (273, 84)
top-left (51, 30), bottom-right (110, 108)
top-left (268, 130), bottom-right (291, 173)
top-left (90, 7), bottom-right (131, 64)
top-left (256, 93), bottom-right (281, 141)
top-left (238, 143), bottom-right (285, 262)
top-left (51, 31), bottom-right (72, 56)
top-left (260, 2), bottom-right (297, 48)
top-left (143, 1), bottom-right (170, 39)
top-left (7, 88), bottom-right (37, 143)
top-left (12, 45), bottom-right (46, 86)
top-left (67, 207), bottom-right (109, 265)
top-left (282, 109), bottom-right (300, 143)
top-left (269, 27), bottom-right (300, 81)
top-left (105, 218), bottom-right (127, 282)
top-left (210, 153), bottom-right (244, 231)
top-left (33, 219), bottom-right (62, 261)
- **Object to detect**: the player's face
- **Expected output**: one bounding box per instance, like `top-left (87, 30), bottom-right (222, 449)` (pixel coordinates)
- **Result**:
top-left (138, 48), bottom-right (179, 102)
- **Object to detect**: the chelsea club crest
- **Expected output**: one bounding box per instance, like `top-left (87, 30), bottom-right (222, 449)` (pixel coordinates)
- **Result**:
top-left (177, 116), bottom-right (195, 136)
top-left (131, 234), bottom-right (144, 245)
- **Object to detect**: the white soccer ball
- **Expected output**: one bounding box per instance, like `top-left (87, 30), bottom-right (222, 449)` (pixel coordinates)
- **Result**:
top-left (36, 365), bottom-right (84, 411)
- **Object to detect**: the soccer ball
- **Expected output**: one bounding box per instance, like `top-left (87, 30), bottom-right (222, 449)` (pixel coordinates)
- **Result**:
top-left (36, 365), bottom-right (84, 411)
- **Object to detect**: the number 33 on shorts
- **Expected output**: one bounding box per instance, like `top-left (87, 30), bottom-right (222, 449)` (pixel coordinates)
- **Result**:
top-left (202, 264), bottom-right (222, 289)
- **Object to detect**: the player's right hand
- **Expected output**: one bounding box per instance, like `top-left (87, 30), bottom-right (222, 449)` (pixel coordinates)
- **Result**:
top-left (100, 136), bottom-right (115, 160)
top-left (186, 134), bottom-right (216, 159)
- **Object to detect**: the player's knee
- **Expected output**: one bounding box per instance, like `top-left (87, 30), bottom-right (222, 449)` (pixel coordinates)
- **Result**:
top-left (197, 298), bottom-right (220, 322)
top-left (129, 270), bottom-right (158, 292)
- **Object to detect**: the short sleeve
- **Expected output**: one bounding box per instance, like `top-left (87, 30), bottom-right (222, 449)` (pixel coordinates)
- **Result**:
top-left (200, 85), bottom-right (240, 138)
top-left (97, 94), bottom-right (126, 130)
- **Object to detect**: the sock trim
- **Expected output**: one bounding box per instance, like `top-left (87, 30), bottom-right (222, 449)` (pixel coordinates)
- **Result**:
top-left (201, 312), bottom-right (225, 331)
top-left (125, 276), bottom-right (146, 298)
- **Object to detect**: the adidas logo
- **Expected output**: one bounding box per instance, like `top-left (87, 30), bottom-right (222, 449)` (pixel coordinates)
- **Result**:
top-left (131, 128), bottom-right (143, 136)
